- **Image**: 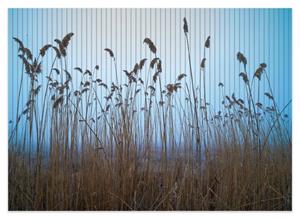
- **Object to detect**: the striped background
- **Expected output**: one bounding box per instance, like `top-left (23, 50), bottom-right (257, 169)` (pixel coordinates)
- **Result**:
top-left (8, 8), bottom-right (292, 129)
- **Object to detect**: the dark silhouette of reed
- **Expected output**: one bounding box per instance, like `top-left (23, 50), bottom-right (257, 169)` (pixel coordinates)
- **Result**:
top-left (8, 18), bottom-right (291, 210)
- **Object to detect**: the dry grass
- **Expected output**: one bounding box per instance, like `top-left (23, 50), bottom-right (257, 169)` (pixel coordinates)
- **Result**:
top-left (8, 18), bottom-right (291, 210)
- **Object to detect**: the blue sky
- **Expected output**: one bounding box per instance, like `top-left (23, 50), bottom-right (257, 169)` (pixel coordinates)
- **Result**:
top-left (8, 8), bottom-right (292, 138)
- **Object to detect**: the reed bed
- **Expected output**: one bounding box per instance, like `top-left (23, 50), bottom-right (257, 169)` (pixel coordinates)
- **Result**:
top-left (8, 18), bottom-right (291, 210)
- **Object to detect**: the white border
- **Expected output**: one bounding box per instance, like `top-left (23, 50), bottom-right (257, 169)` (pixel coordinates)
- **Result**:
top-left (0, 0), bottom-right (297, 8)
top-left (0, 0), bottom-right (299, 219)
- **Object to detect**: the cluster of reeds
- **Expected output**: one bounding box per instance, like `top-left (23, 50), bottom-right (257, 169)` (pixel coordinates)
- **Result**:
top-left (8, 17), bottom-right (291, 210)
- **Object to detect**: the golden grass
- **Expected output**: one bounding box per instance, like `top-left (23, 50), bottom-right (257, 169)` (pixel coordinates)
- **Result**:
top-left (8, 17), bottom-right (291, 210)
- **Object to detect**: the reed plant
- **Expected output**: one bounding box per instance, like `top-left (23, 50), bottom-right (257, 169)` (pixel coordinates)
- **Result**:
top-left (8, 18), bottom-right (291, 210)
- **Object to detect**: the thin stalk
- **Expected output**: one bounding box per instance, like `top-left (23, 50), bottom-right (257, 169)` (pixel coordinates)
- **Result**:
top-left (184, 32), bottom-right (201, 168)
